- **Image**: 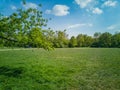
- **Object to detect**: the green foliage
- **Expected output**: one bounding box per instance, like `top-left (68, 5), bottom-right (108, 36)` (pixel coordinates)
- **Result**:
top-left (98, 32), bottom-right (112, 47)
top-left (76, 34), bottom-right (84, 47)
top-left (28, 28), bottom-right (43, 47)
top-left (0, 2), bottom-right (53, 50)
top-left (53, 30), bottom-right (69, 48)
top-left (69, 36), bottom-right (77, 47)
top-left (76, 34), bottom-right (93, 47)
top-left (0, 48), bottom-right (120, 89)
top-left (93, 32), bottom-right (101, 38)
top-left (111, 32), bottom-right (120, 47)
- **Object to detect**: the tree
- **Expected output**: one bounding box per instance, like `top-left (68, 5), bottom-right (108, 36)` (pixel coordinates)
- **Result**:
top-left (98, 32), bottom-right (112, 47)
top-left (76, 34), bottom-right (93, 47)
top-left (0, 1), bottom-right (53, 50)
top-left (84, 35), bottom-right (93, 47)
top-left (69, 36), bottom-right (77, 47)
top-left (91, 32), bottom-right (101, 47)
top-left (53, 30), bottom-right (69, 48)
top-left (93, 32), bottom-right (101, 38)
top-left (111, 32), bottom-right (120, 47)
top-left (76, 34), bottom-right (84, 47)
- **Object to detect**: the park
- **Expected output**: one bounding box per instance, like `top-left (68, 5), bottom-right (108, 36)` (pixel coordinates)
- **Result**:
top-left (0, 0), bottom-right (120, 90)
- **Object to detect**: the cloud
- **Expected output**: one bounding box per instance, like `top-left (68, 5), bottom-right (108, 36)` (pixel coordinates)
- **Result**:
top-left (10, 5), bottom-right (17, 10)
top-left (74, 0), bottom-right (103, 15)
top-left (107, 24), bottom-right (120, 33)
top-left (67, 23), bottom-right (93, 29)
top-left (107, 25), bottom-right (116, 30)
top-left (75, 0), bottom-right (93, 8)
top-left (92, 8), bottom-right (103, 14)
top-left (23, 2), bottom-right (38, 9)
top-left (74, 0), bottom-right (117, 15)
top-left (103, 0), bottom-right (117, 7)
top-left (107, 24), bottom-right (120, 30)
top-left (46, 5), bottom-right (70, 16)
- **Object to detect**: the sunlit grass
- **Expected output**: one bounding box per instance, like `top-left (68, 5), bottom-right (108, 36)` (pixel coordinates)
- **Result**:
top-left (0, 48), bottom-right (120, 90)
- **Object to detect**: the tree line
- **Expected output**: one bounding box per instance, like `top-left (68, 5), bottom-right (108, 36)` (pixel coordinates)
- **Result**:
top-left (69, 32), bottom-right (120, 48)
top-left (0, 2), bottom-right (120, 50)
top-left (43, 31), bottom-right (120, 48)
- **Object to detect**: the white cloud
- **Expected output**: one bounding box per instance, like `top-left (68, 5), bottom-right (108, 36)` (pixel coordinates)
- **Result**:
top-left (75, 0), bottom-right (93, 8)
top-left (67, 23), bottom-right (93, 29)
top-left (74, 0), bottom-right (103, 15)
top-left (10, 5), bottom-right (17, 10)
top-left (107, 25), bottom-right (116, 30)
top-left (103, 0), bottom-right (117, 7)
top-left (92, 8), bottom-right (103, 14)
top-left (23, 2), bottom-right (38, 9)
top-left (107, 24), bottom-right (120, 30)
top-left (46, 5), bottom-right (70, 16)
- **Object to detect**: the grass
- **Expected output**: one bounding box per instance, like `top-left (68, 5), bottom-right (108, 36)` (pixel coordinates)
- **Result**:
top-left (0, 48), bottom-right (120, 90)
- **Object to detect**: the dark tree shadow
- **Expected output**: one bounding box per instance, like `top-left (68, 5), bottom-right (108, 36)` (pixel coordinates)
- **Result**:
top-left (0, 66), bottom-right (25, 78)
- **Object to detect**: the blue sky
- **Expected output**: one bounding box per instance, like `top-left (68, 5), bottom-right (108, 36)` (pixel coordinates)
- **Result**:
top-left (0, 0), bottom-right (120, 37)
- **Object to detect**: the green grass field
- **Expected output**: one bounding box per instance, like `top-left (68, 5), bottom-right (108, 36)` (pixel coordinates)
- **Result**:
top-left (0, 48), bottom-right (120, 90)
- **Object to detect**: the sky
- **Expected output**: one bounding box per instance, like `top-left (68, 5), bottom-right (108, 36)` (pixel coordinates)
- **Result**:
top-left (0, 0), bottom-right (120, 37)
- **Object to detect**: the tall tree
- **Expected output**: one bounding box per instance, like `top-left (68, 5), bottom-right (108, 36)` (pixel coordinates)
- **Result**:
top-left (76, 34), bottom-right (84, 47)
top-left (98, 32), bottom-right (112, 47)
top-left (93, 32), bottom-right (101, 38)
top-left (0, 2), bottom-right (53, 50)
top-left (84, 35), bottom-right (93, 47)
top-left (69, 36), bottom-right (77, 47)
top-left (91, 32), bottom-right (101, 47)
top-left (53, 30), bottom-right (69, 48)
top-left (111, 32), bottom-right (120, 47)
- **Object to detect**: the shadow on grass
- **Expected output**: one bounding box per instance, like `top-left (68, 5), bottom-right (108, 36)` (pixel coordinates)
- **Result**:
top-left (0, 66), bottom-right (25, 78)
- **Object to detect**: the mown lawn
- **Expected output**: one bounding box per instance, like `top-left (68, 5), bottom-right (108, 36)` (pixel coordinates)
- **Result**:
top-left (0, 48), bottom-right (120, 90)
